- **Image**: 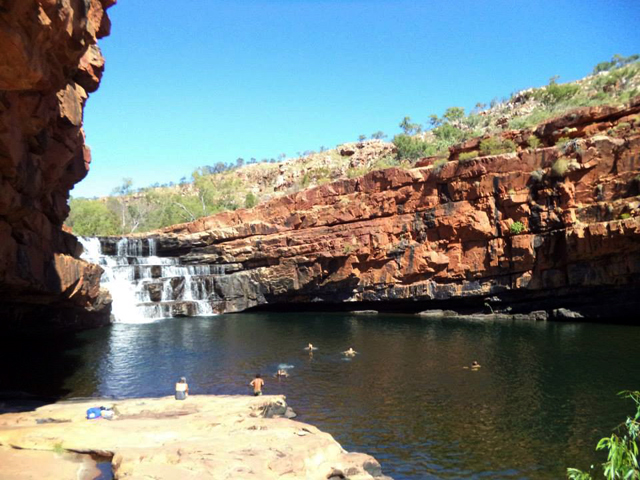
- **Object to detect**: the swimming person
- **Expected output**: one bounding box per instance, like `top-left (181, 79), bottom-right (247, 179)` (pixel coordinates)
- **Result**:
top-left (250, 373), bottom-right (264, 396)
top-left (343, 347), bottom-right (357, 356)
top-left (175, 377), bottom-right (189, 400)
top-left (471, 361), bottom-right (481, 369)
top-left (305, 343), bottom-right (316, 351)
top-left (275, 369), bottom-right (289, 378)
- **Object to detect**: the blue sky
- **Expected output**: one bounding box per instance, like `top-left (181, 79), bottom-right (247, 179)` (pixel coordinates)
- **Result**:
top-left (75, 0), bottom-right (640, 198)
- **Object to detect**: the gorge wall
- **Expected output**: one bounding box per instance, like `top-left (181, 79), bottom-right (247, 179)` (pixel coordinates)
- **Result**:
top-left (0, 0), bottom-right (114, 329)
top-left (149, 100), bottom-right (640, 320)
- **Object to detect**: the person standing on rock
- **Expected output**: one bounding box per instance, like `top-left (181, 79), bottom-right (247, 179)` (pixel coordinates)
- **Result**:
top-left (175, 377), bottom-right (189, 400)
top-left (250, 374), bottom-right (264, 396)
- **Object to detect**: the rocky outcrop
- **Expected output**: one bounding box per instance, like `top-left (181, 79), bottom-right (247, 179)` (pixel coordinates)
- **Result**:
top-left (0, 0), bottom-right (114, 329)
top-left (0, 395), bottom-right (391, 479)
top-left (150, 100), bottom-right (640, 320)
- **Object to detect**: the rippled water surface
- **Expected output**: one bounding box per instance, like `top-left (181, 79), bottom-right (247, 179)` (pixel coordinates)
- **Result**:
top-left (7, 313), bottom-right (640, 479)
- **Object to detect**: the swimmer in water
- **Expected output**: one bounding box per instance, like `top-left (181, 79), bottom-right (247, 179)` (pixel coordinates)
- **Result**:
top-left (275, 369), bottom-right (289, 378)
top-left (305, 343), bottom-right (317, 351)
top-left (343, 347), bottom-right (357, 356)
top-left (471, 361), bottom-right (481, 369)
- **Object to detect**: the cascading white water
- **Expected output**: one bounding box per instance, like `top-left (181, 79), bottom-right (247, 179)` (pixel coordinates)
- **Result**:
top-left (79, 237), bottom-right (217, 323)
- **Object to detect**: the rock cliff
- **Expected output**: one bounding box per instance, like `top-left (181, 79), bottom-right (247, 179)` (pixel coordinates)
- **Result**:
top-left (151, 100), bottom-right (640, 319)
top-left (0, 0), bottom-right (114, 329)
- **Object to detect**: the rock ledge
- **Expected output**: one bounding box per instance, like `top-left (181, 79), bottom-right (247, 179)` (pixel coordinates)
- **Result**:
top-left (0, 395), bottom-right (391, 480)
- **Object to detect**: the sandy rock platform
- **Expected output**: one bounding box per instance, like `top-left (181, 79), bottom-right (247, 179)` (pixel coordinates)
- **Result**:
top-left (0, 395), bottom-right (391, 479)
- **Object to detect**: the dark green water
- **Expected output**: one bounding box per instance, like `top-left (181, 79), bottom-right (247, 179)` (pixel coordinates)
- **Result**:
top-left (3, 313), bottom-right (639, 479)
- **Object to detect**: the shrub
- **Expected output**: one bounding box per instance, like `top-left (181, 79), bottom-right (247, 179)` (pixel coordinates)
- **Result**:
top-left (530, 169), bottom-right (545, 183)
top-left (551, 157), bottom-right (579, 178)
top-left (347, 166), bottom-right (368, 179)
top-left (551, 158), bottom-right (570, 178)
top-left (567, 390), bottom-right (640, 480)
top-left (244, 192), bottom-right (258, 209)
top-left (556, 136), bottom-right (571, 148)
top-left (510, 221), bottom-right (525, 234)
top-left (393, 134), bottom-right (437, 161)
top-left (459, 151), bottom-right (479, 163)
top-left (527, 135), bottom-right (541, 150)
top-left (479, 137), bottom-right (517, 156)
top-left (433, 159), bottom-right (448, 172)
top-left (620, 212), bottom-right (631, 220)
top-left (535, 77), bottom-right (580, 106)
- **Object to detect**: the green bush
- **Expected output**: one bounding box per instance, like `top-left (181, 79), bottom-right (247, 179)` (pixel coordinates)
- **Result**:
top-left (393, 134), bottom-right (437, 161)
top-left (551, 158), bottom-right (570, 178)
top-left (479, 137), bottom-right (517, 156)
top-left (459, 151), bottom-right (479, 163)
top-left (620, 212), bottom-right (631, 220)
top-left (66, 198), bottom-right (119, 236)
top-left (568, 391), bottom-right (640, 480)
top-left (530, 169), bottom-right (545, 183)
top-left (433, 159), bottom-right (448, 172)
top-left (527, 135), bottom-right (541, 150)
top-left (556, 136), bottom-right (571, 148)
top-left (244, 192), bottom-right (258, 209)
top-left (509, 221), bottom-right (525, 234)
top-left (535, 77), bottom-right (580, 106)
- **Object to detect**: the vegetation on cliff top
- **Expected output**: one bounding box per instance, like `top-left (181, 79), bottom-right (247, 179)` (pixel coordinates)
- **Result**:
top-left (67, 55), bottom-right (640, 236)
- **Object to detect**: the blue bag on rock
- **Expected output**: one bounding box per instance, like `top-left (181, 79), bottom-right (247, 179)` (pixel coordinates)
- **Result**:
top-left (86, 407), bottom-right (102, 419)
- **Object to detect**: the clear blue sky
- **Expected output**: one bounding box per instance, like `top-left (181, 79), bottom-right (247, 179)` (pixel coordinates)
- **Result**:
top-left (74, 0), bottom-right (640, 198)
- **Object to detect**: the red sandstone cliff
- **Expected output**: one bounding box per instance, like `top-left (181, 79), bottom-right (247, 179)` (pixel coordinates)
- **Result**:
top-left (154, 100), bottom-right (640, 319)
top-left (0, 0), bottom-right (114, 329)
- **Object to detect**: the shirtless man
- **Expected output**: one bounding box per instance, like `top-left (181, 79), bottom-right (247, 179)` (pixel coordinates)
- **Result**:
top-left (250, 374), bottom-right (264, 396)
top-left (343, 347), bottom-right (357, 356)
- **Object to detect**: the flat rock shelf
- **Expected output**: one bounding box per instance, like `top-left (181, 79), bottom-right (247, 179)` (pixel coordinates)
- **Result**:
top-left (0, 395), bottom-right (391, 480)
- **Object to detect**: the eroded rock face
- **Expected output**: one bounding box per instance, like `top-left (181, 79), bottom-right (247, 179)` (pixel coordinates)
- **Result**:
top-left (153, 100), bottom-right (640, 319)
top-left (0, 0), bottom-right (114, 329)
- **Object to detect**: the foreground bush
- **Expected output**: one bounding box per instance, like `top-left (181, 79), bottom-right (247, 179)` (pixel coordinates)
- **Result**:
top-left (567, 391), bottom-right (640, 480)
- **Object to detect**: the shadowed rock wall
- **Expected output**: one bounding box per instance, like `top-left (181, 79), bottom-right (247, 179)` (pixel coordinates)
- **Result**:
top-left (0, 0), bottom-right (114, 329)
top-left (153, 101), bottom-right (640, 320)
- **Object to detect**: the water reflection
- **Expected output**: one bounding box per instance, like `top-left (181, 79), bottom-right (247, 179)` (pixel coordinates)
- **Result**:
top-left (21, 314), bottom-right (640, 478)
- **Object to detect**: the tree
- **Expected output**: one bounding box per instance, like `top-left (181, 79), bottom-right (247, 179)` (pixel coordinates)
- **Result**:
top-left (428, 114), bottom-right (442, 128)
top-left (235, 157), bottom-right (245, 168)
top-left (443, 107), bottom-right (465, 124)
top-left (393, 134), bottom-right (437, 161)
top-left (66, 198), bottom-right (118, 236)
top-left (399, 116), bottom-right (422, 135)
top-left (371, 131), bottom-right (387, 140)
top-left (358, 135), bottom-right (367, 142)
top-left (110, 178), bottom-right (134, 234)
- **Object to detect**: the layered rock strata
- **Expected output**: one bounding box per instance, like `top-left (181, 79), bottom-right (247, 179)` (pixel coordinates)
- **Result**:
top-left (149, 100), bottom-right (640, 319)
top-left (0, 0), bottom-right (114, 329)
top-left (0, 395), bottom-right (391, 479)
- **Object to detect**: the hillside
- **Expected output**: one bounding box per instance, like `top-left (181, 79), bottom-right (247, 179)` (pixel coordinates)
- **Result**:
top-left (66, 54), bottom-right (640, 236)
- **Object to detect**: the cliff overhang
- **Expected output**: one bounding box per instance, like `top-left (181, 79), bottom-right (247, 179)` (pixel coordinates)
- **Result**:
top-left (0, 0), bottom-right (115, 330)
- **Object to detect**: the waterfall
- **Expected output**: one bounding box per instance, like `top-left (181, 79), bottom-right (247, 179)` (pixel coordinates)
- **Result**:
top-left (79, 237), bottom-right (217, 323)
